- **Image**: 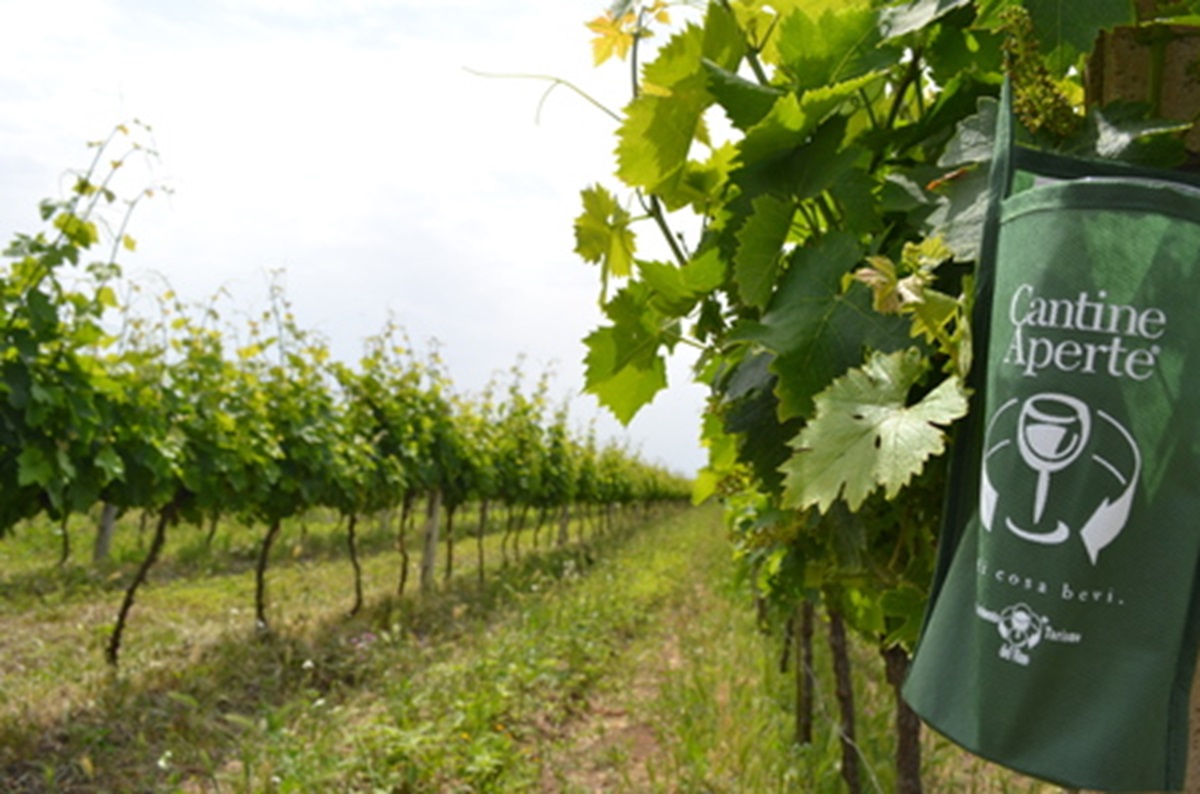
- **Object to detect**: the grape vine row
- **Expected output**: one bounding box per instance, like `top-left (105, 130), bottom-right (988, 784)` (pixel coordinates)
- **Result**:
top-left (0, 131), bottom-right (692, 666)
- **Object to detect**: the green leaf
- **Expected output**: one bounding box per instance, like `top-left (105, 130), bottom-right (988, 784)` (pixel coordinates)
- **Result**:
top-left (672, 142), bottom-right (738, 214)
top-left (615, 2), bottom-right (742, 199)
top-left (636, 260), bottom-right (701, 316)
top-left (573, 185), bottom-right (636, 297)
top-left (829, 167), bottom-right (880, 234)
top-left (635, 249), bottom-right (726, 315)
top-left (17, 446), bottom-right (53, 488)
top-left (96, 285), bottom-right (119, 309)
top-left (71, 320), bottom-right (106, 347)
top-left (95, 445), bottom-right (125, 484)
top-left (909, 287), bottom-right (960, 347)
top-left (881, 582), bottom-right (929, 649)
top-left (694, 410), bottom-right (739, 503)
top-left (733, 232), bottom-right (909, 420)
top-left (780, 348), bottom-right (968, 512)
top-left (1018, 0), bottom-right (1133, 75)
top-left (880, 174), bottom-right (933, 213)
top-left (52, 212), bottom-right (99, 249)
top-left (616, 73), bottom-right (707, 196)
top-left (583, 284), bottom-right (672, 424)
top-left (26, 290), bottom-right (59, 336)
top-left (924, 165), bottom-right (989, 261)
top-left (720, 352), bottom-right (800, 494)
top-left (878, 0), bottom-right (972, 40)
top-left (776, 4), bottom-right (886, 92)
top-left (738, 92), bottom-right (827, 166)
top-left (925, 12), bottom-right (1004, 85)
top-left (703, 59), bottom-right (784, 130)
top-left (682, 247), bottom-right (727, 293)
top-left (734, 194), bottom-right (794, 310)
top-left (731, 77), bottom-right (878, 203)
top-left (1074, 102), bottom-right (1189, 167)
top-left (584, 329), bottom-right (667, 425)
top-left (938, 96), bottom-right (998, 167)
top-left (29, 379), bottom-right (63, 408)
top-left (700, 0), bottom-right (746, 71)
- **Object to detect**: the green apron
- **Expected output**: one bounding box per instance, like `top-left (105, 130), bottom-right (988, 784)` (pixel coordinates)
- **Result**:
top-left (903, 82), bottom-right (1200, 791)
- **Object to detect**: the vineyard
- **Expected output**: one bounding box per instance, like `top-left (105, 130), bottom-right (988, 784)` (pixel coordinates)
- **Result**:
top-left (0, 131), bottom-right (693, 666)
top-left (6, 0), bottom-right (1200, 791)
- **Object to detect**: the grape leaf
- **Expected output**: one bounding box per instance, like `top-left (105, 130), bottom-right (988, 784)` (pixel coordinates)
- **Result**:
top-left (938, 96), bottom-right (998, 167)
top-left (95, 445), bottom-right (125, 484)
top-left (829, 167), bottom-right (880, 234)
top-left (737, 92), bottom-right (827, 166)
top-left (636, 248), bottom-right (726, 317)
top-left (615, 3), bottom-right (743, 198)
top-left (586, 10), bottom-right (636, 66)
top-left (780, 348), bottom-right (968, 513)
top-left (1023, 0), bottom-right (1133, 75)
top-left (618, 85), bottom-right (708, 198)
top-left (700, 0), bottom-right (745, 70)
top-left (881, 583), bottom-right (929, 649)
top-left (731, 113), bottom-right (858, 226)
top-left (878, 0), bottom-right (973, 40)
top-left (775, 3), bottom-right (886, 91)
top-left (583, 325), bottom-right (668, 424)
top-left (682, 247), bottom-right (727, 293)
top-left (719, 351), bottom-right (800, 495)
top-left (667, 142), bottom-right (738, 214)
top-left (734, 194), bottom-right (794, 310)
top-left (17, 445), bottom-right (53, 488)
top-left (637, 260), bottom-right (694, 313)
top-left (573, 185), bottom-right (636, 298)
top-left (1074, 102), bottom-right (1190, 167)
top-left (924, 165), bottom-right (989, 261)
top-left (732, 232), bottom-right (909, 421)
top-left (703, 59), bottom-right (783, 130)
top-left (583, 283), bottom-right (672, 424)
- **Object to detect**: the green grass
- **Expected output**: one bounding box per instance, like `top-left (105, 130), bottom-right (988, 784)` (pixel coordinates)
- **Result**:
top-left (0, 504), bottom-right (1063, 792)
top-left (0, 505), bottom-right (676, 791)
top-left (535, 507), bottom-right (1063, 794)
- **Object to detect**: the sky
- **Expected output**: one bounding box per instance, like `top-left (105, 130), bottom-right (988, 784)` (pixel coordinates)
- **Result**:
top-left (0, 0), bottom-right (711, 476)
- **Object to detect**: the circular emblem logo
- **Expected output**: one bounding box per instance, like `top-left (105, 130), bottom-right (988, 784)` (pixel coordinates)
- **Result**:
top-left (980, 392), bottom-right (1141, 565)
top-left (998, 603), bottom-right (1044, 650)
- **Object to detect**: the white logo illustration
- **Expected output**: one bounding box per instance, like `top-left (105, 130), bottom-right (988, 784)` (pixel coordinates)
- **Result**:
top-left (976, 602), bottom-right (1082, 665)
top-left (980, 393), bottom-right (1141, 565)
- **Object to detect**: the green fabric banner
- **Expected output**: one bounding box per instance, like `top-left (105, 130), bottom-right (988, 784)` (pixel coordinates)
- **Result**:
top-left (904, 85), bottom-right (1200, 791)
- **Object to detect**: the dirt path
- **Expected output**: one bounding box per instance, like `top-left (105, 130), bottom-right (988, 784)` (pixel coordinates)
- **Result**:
top-left (533, 511), bottom-right (734, 793)
top-left (540, 606), bottom-right (687, 793)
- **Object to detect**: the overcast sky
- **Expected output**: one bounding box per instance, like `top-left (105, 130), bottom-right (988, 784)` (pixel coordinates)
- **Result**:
top-left (0, 0), bottom-right (710, 475)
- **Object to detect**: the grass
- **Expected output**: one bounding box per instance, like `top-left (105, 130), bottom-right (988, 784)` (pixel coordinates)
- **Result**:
top-left (536, 507), bottom-right (1064, 793)
top-left (0, 504), bottom-right (681, 791)
top-left (0, 504), bottom-right (1067, 792)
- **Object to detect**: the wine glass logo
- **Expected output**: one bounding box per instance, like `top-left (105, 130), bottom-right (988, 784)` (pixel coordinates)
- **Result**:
top-left (1015, 394), bottom-right (1091, 525)
top-left (980, 391), bottom-right (1139, 563)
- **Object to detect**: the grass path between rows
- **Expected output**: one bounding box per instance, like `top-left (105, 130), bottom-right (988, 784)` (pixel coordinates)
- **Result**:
top-left (538, 503), bottom-right (802, 792)
top-left (0, 506), bottom-right (728, 792)
top-left (534, 509), bottom-right (1063, 794)
top-left (2, 504), bottom-right (1061, 792)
